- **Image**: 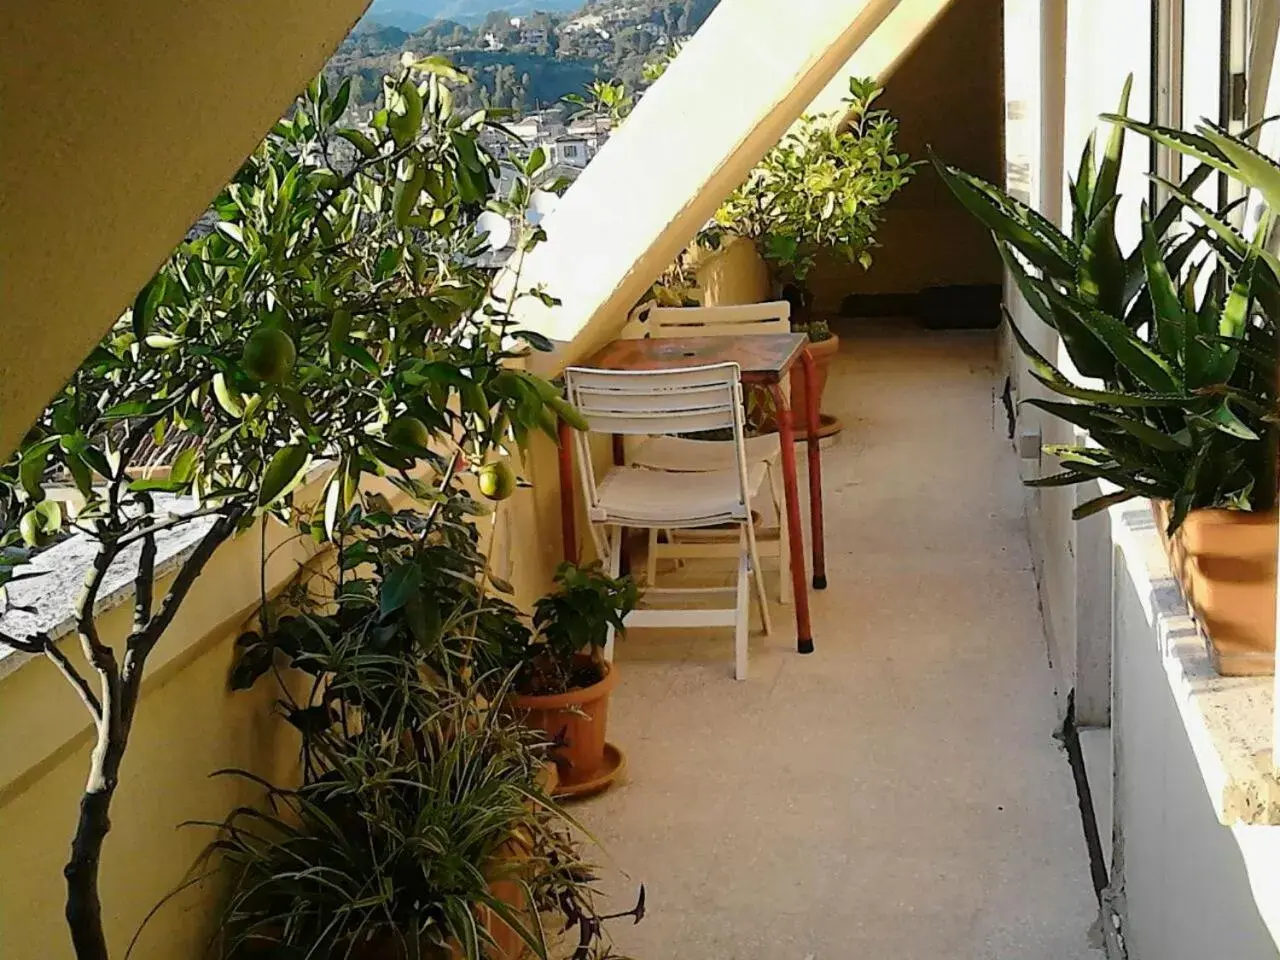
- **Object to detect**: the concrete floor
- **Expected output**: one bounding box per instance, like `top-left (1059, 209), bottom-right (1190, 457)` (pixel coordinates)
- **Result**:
top-left (573, 322), bottom-right (1104, 959)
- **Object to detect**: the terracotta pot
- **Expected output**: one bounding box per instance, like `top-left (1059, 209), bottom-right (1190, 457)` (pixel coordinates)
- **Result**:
top-left (1152, 500), bottom-right (1278, 676)
top-left (512, 660), bottom-right (617, 786)
top-left (790, 334), bottom-right (839, 426)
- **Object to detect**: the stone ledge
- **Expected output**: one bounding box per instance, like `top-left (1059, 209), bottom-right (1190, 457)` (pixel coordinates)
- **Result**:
top-left (1110, 500), bottom-right (1280, 827)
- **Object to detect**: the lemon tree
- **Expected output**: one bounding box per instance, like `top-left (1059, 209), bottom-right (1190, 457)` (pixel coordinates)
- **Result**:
top-left (0, 61), bottom-right (588, 960)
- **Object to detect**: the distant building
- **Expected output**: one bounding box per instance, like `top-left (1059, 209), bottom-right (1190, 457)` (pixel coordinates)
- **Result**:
top-left (547, 136), bottom-right (590, 168)
top-left (518, 26), bottom-right (549, 47)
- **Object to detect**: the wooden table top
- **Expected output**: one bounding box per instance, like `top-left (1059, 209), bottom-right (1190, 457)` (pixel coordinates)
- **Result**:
top-left (583, 333), bottom-right (808, 384)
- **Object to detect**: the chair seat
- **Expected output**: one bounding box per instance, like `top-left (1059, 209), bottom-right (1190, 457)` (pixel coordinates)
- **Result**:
top-left (630, 433), bottom-right (782, 472)
top-left (592, 462), bottom-right (767, 528)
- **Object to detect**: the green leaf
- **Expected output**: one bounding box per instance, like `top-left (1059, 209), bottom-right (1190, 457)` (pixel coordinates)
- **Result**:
top-left (19, 437), bottom-right (59, 500)
top-left (1055, 293), bottom-right (1181, 393)
top-left (388, 80), bottom-right (424, 149)
top-left (131, 275), bottom-right (164, 340)
top-left (380, 562), bottom-right (422, 619)
top-left (1077, 194), bottom-right (1126, 316)
top-left (932, 154), bottom-right (1076, 279)
top-left (1198, 123), bottom-right (1280, 212)
top-left (393, 163), bottom-right (426, 228)
top-left (170, 448), bottom-right (197, 484)
top-left (1090, 75), bottom-right (1132, 221)
top-left (1140, 212), bottom-right (1186, 357)
top-left (547, 395), bottom-right (589, 431)
top-left (410, 55), bottom-right (469, 84)
top-left (336, 128), bottom-right (380, 159)
top-left (1073, 489), bottom-right (1138, 520)
top-left (258, 444), bottom-right (311, 508)
top-left (526, 146), bottom-right (546, 176)
top-left (1196, 400), bottom-right (1260, 440)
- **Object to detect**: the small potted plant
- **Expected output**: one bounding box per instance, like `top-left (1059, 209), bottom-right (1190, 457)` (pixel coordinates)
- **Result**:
top-left (705, 76), bottom-right (919, 431)
top-left (507, 561), bottom-right (639, 793)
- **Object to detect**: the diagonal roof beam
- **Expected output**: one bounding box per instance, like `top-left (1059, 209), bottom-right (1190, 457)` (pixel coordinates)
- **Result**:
top-left (505, 0), bottom-right (919, 362)
top-left (0, 0), bottom-right (369, 460)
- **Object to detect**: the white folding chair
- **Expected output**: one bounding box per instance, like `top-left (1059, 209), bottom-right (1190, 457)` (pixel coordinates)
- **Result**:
top-left (564, 362), bottom-right (772, 681)
top-left (621, 301), bottom-right (793, 604)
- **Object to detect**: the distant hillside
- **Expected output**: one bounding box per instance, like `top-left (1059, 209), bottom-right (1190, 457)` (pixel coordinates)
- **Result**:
top-left (334, 0), bottom-right (719, 116)
top-left (363, 0), bottom-right (583, 30)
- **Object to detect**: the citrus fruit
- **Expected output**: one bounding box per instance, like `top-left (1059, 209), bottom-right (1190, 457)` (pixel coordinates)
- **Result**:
top-left (242, 328), bottom-right (297, 383)
top-left (477, 460), bottom-right (517, 501)
top-left (387, 415), bottom-right (431, 451)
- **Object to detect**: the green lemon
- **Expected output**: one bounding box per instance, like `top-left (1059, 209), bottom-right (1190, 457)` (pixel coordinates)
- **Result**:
top-left (242, 328), bottom-right (297, 384)
top-left (477, 460), bottom-right (517, 501)
top-left (387, 415), bottom-right (431, 450)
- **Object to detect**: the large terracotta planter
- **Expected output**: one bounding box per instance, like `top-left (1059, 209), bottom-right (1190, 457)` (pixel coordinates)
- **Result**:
top-left (512, 661), bottom-right (617, 786)
top-left (790, 334), bottom-right (839, 432)
top-left (1152, 500), bottom-right (1278, 676)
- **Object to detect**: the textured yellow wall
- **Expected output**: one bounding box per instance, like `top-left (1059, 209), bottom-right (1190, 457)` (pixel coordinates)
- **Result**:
top-left (0, 0), bottom-right (371, 461)
top-left (695, 236), bottom-right (773, 306)
top-left (807, 0), bottom-right (1005, 311)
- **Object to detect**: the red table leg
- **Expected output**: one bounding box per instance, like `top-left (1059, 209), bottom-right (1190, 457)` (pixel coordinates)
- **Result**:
top-left (772, 383), bottom-right (814, 654)
top-left (799, 349), bottom-right (827, 590)
top-left (558, 420), bottom-right (578, 564)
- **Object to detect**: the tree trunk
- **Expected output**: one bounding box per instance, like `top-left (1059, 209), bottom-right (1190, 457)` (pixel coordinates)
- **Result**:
top-left (64, 729), bottom-right (124, 960)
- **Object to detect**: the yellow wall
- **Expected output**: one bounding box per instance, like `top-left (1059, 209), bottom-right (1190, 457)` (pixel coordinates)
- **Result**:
top-left (694, 236), bottom-right (773, 306)
top-left (0, 458), bottom-right (562, 959)
top-left (808, 0), bottom-right (1005, 312)
top-left (0, 0), bottom-right (370, 461)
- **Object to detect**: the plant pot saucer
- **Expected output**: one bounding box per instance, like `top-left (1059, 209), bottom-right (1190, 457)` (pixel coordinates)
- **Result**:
top-left (553, 743), bottom-right (626, 801)
top-left (794, 413), bottom-right (843, 442)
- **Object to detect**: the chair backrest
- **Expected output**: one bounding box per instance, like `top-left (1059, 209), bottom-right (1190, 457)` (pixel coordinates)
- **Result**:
top-left (622, 301), bottom-right (792, 340)
top-left (563, 363), bottom-right (751, 521)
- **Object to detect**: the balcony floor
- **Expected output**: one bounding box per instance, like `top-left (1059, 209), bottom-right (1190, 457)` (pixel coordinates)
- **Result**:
top-left (575, 322), bottom-right (1104, 959)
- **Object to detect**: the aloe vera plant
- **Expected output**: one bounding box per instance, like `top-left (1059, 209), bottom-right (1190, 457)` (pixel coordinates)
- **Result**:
top-left (934, 77), bottom-right (1277, 532)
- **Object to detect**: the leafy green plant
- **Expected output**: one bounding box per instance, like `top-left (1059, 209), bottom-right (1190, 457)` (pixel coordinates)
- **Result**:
top-left (0, 58), bottom-right (586, 960)
top-left (488, 562), bottom-right (639, 697)
top-left (219, 504), bottom-right (644, 958)
top-left (707, 76), bottom-right (919, 335)
top-left (194, 690), bottom-right (641, 960)
top-left (935, 77), bottom-right (1277, 531)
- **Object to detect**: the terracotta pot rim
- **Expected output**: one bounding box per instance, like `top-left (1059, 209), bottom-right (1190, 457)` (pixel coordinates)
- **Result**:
top-left (804, 333), bottom-right (840, 355)
top-left (1152, 499), bottom-right (1279, 527)
top-left (510, 660), bottom-right (618, 711)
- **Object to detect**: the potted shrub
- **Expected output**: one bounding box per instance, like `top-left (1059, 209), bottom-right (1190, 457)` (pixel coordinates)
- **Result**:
top-left (936, 77), bottom-right (1279, 675)
top-left (502, 561), bottom-right (639, 792)
top-left (705, 76), bottom-right (919, 429)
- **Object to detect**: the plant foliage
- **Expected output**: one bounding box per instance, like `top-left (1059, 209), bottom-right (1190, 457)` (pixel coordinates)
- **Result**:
top-left (935, 76), bottom-right (1278, 532)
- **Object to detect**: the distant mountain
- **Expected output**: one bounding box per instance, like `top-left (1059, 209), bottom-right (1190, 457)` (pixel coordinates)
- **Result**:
top-left (363, 0), bottom-right (584, 30)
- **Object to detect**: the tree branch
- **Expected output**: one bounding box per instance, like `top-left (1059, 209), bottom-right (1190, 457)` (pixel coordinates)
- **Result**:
top-left (131, 493), bottom-right (157, 637)
top-left (114, 508), bottom-right (222, 549)
top-left (44, 642), bottom-right (103, 721)
top-left (0, 628), bottom-right (48, 654)
top-left (119, 505), bottom-right (245, 732)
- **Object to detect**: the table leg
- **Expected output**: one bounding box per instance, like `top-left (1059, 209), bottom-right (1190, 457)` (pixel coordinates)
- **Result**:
top-left (610, 434), bottom-right (632, 576)
top-left (799, 349), bottom-right (827, 590)
top-left (772, 383), bottom-right (814, 654)
top-left (558, 421), bottom-right (578, 564)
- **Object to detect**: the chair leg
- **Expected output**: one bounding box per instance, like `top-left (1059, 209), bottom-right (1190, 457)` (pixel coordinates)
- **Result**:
top-left (744, 521), bottom-right (772, 638)
top-left (734, 546), bottom-right (749, 681)
top-left (646, 527), bottom-right (659, 587)
top-left (604, 526), bottom-right (623, 662)
top-left (769, 463), bottom-right (791, 605)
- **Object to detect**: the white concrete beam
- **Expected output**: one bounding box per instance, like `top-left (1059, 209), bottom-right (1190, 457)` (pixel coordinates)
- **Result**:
top-left (507, 0), bottom-right (918, 362)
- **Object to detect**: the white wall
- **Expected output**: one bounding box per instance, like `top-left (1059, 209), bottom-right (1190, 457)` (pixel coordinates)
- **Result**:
top-left (1109, 507), bottom-right (1280, 960)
